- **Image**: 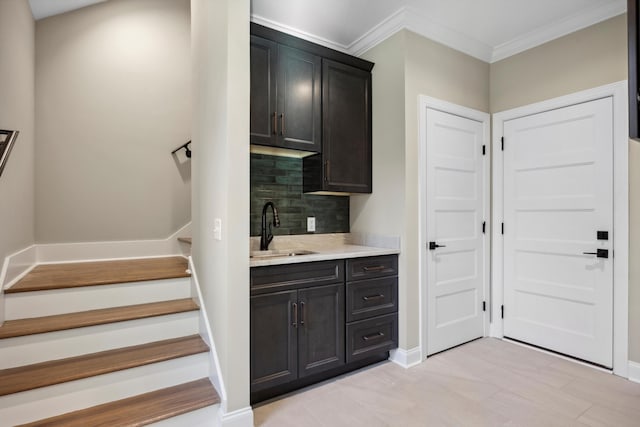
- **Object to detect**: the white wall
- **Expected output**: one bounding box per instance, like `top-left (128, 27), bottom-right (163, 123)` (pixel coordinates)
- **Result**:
top-left (35, 0), bottom-right (191, 243)
top-left (191, 0), bottom-right (251, 415)
top-left (0, 0), bottom-right (35, 319)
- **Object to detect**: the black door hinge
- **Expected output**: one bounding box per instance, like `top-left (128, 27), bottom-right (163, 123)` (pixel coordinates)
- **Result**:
top-left (482, 301), bottom-right (486, 312)
top-left (501, 305), bottom-right (504, 319)
top-left (501, 222), bottom-right (504, 235)
top-left (501, 137), bottom-right (504, 151)
top-left (482, 145), bottom-right (486, 155)
top-left (482, 221), bottom-right (486, 234)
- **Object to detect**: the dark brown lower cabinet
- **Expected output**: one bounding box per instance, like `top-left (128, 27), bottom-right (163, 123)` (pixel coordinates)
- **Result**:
top-left (250, 281), bottom-right (344, 393)
top-left (250, 290), bottom-right (298, 393)
top-left (250, 256), bottom-right (397, 403)
top-left (297, 284), bottom-right (345, 377)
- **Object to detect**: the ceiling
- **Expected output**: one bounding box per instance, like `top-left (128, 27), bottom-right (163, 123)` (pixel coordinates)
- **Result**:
top-left (29, 0), bottom-right (626, 63)
top-left (250, 0), bottom-right (627, 62)
top-left (28, 0), bottom-right (106, 20)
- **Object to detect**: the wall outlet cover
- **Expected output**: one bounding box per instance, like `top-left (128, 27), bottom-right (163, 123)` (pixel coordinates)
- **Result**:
top-left (307, 217), bottom-right (316, 232)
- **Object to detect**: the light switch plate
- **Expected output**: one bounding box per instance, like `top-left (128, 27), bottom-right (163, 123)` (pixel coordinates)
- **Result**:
top-left (307, 217), bottom-right (316, 232)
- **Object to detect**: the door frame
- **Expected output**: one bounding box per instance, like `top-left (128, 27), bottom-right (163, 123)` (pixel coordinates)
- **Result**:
top-left (491, 81), bottom-right (629, 377)
top-left (418, 96), bottom-right (491, 360)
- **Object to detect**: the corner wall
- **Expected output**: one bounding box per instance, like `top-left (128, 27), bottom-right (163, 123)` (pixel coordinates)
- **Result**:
top-left (35, 0), bottom-right (191, 243)
top-left (191, 0), bottom-right (251, 416)
top-left (0, 0), bottom-right (35, 279)
top-left (354, 29), bottom-right (490, 352)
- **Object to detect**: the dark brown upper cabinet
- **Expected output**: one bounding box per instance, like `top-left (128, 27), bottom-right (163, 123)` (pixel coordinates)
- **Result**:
top-left (629, 0), bottom-right (640, 140)
top-left (303, 60), bottom-right (372, 193)
top-left (250, 23), bottom-right (374, 194)
top-left (250, 36), bottom-right (322, 153)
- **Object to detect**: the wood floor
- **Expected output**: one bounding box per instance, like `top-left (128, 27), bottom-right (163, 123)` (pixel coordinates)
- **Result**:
top-left (253, 338), bottom-right (640, 427)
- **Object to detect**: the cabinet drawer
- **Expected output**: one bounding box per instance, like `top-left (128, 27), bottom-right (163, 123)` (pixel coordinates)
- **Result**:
top-left (251, 260), bottom-right (344, 295)
top-left (347, 255), bottom-right (397, 281)
top-left (346, 314), bottom-right (398, 363)
top-left (346, 277), bottom-right (397, 322)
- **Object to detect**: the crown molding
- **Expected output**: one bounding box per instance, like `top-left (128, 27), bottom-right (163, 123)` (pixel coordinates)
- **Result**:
top-left (402, 5), bottom-right (494, 62)
top-left (250, 14), bottom-right (350, 53)
top-left (252, 0), bottom-right (627, 64)
top-left (491, 0), bottom-right (627, 62)
top-left (348, 7), bottom-right (408, 57)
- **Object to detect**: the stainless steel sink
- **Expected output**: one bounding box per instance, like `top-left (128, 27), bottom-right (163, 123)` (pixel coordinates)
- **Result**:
top-left (250, 249), bottom-right (317, 259)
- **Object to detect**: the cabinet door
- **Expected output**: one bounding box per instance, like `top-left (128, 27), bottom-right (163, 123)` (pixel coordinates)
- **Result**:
top-left (322, 59), bottom-right (372, 193)
top-left (297, 283), bottom-right (345, 378)
top-left (250, 290), bottom-right (298, 392)
top-left (277, 45), bottom-right (322, 152)
top-left (250, 36), bottom-right (278, 146)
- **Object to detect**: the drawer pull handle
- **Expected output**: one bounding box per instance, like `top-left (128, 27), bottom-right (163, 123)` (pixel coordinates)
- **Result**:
top-left (272, 112), bottom-right (278, 135)
top-left (362, 294), bottom-right (385, 301)
top-left (292, 303), bottom-right (298, 328)
top-left (363, 332), bottom-right (385, 341)
top-left (300, 301), bottom-right (306, 326)
top-left (363, 266), bottom-right (386, 272)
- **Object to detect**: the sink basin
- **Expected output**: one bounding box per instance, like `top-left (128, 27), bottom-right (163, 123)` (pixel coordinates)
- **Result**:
top-left (250, 249), bottom-right (317, 259)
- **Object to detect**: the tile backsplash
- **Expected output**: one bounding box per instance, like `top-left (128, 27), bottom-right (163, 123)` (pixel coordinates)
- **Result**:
top-left (250, 153), bottom-right (349, 236)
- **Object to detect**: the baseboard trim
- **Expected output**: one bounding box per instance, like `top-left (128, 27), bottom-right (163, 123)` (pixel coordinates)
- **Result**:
top-left (189, 256), bottom-right (226, 403)
top-left (35, 223), bottom-right (191, 263)
top-left (217, 406), bottom-right (254, 427)
top-left (1, 245), bottom-right (37, 291)
top-left (389, 346), bottom-right (422, 368)
top-left (629, 361), bottom-right (640, 383)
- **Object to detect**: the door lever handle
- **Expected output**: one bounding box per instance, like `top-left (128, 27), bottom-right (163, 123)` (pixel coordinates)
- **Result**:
top-left (429, 241), bottom-right (446, 250)
top-left (582, 249), bottom-right (609, 259)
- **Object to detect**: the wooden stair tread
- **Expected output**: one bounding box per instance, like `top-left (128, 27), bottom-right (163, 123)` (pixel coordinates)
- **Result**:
top-left (0, 299), bottom-right (199, 339)
top-left (0, 335), bottom-right (208, 396)
top-left (6, 257), bottom-right (190, 293)
top-left (17, 378), bottom-right (220, 427)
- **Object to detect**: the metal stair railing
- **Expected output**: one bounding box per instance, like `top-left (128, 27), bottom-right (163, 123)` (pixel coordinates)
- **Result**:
top-left (0, 129), bottom-right (18, 177)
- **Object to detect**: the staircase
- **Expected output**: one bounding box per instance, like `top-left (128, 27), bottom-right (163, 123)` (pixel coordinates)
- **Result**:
top-left (0, 256), bottom-right (220, 426)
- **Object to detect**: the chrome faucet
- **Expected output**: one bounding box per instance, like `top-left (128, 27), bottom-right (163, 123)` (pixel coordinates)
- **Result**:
top-left (260, 201), bottom-right (280, 250)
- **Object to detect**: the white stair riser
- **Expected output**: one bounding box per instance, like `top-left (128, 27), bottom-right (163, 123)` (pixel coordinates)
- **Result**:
top-left (149, 404), bottom-right (219, 427)
top-left (5, 278), bottom-right (191, 319)
top-left (0, 312), bottom-right (199, 369)
top-left (0, 352), bottom-right (210, 426)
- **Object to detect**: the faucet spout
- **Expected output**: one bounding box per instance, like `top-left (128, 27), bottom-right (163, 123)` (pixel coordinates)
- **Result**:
top-left (260, 202), bottom-right (280, 250)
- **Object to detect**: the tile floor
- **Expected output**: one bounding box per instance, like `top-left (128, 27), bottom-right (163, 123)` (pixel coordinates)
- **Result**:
top-left (252, 338), bottom-right (640, 426)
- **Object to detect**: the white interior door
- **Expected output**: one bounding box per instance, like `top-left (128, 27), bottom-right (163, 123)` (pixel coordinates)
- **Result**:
top-left (502, 97), bottom-right (613, 368)
top-left (426, 108), bottom-right (487, 356)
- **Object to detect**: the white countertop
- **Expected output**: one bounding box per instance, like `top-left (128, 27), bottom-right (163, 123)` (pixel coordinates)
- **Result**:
top-left (249, 244), bottom-right (399, 267)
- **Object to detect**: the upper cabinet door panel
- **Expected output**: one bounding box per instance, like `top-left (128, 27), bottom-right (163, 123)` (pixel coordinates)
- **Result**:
top-left (250, 36), bottom-right (278, 146)
top-left (322, 59), bottom-right (372, 193)
top-left (277, 46), bottom-right (322, 152)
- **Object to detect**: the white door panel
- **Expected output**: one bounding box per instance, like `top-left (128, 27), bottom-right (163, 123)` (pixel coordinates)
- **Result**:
top-left (426, 108), bottom-right (487, 356)
top-left (503, 97), bottom-right (613, 367)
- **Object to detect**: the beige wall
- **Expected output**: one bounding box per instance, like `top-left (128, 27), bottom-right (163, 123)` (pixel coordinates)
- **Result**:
top-left (35, 0), bottom-right (191, 243)
top-left (191, 0), bottom-right (251, 414)
top-left (353, 32), bottom-right (408, 345)
top-left (0, 1), bottom-right (35, 264)
top-left (490, 14), bottom-right (640, 364)
top-left (354, 30), bottom-right (490, 351)
top-left (490, 14), bottom-right (627, 113)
